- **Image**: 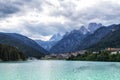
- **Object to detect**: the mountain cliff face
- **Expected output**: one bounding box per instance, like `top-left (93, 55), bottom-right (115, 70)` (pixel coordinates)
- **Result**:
top-left (35, 33), bottom-right (63, 50)
top-left (50, 26), bottom-right (90, 53)
top-left (0, 33), bottom-right (48, 58)
top-left (79, 26), bottom-right (89, 34)
top-left (49, 33), bottom-right (63, 41)
top-left (88, 23), bottom-right (102, 33)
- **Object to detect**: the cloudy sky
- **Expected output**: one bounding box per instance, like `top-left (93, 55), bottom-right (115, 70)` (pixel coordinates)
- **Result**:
top-left (0, 0), bottom-right (120, 41)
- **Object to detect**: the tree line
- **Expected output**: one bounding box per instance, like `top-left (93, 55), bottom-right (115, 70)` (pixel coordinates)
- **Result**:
top-left (67, 51), bottom-right (120, 62)
top-left (0, 44), bottom-right (27, 61)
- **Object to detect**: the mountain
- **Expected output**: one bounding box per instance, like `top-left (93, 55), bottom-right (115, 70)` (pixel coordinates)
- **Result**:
top-left (35, 40), bottom-right (57, 51)
top-left (50, 23), bottom-right (120, 53)
top-left (49, 33), bottom-right (63, 41)
top-left (76, 24), bottom-right (120, 51)
top-left (35, 33), bottom-right (63, 50)
top-left (87, 24), bottom-right (120, 51)
top-left (0, 44), bottom-right (27, 61)
top-left (50, 26), bottom-right (90, 53)
top-left (0, 33), bottom-right (48, 58)
top-left (88, 23), bottom-right (102, 33)
top-left (79, 26), bottom-right (89, 34)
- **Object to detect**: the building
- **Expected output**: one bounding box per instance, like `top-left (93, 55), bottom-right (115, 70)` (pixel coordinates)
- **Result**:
top-left (105, 48), bottom-right (120, 54)
top-left (106, 48), bottom-right (120, 51)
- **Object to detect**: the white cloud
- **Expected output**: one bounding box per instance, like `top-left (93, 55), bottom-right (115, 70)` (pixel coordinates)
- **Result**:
top-left (0, 0), bottom-right (120, 41)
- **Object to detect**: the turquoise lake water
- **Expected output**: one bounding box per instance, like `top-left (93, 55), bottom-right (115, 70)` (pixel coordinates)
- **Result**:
top-left (0, 60), bottom-right (120, 80)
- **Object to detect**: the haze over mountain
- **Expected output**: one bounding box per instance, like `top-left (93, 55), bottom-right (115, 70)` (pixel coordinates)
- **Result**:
top-left (35, 33), bottom-right (63, 50)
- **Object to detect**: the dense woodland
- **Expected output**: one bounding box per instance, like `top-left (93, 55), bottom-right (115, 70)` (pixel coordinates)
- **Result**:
top-left (67, 51), bottom-right (120, 62)
top-left (0, 44), bottom-right (27, 61)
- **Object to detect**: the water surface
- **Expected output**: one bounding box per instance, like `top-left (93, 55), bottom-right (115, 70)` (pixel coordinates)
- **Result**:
top-left (0, 60), bottom-right (120, 80)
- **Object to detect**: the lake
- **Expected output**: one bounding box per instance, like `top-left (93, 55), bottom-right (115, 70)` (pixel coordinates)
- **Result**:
top-left (0, 60), bottom-right (120, 80)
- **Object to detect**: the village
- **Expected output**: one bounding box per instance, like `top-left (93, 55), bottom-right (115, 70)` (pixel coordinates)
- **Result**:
top-left (43, 48), bottom-right (120, 60)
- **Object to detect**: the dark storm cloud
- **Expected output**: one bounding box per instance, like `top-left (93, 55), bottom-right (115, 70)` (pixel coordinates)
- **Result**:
top-left (0, 0), bottom-right (35, 18)
top-left (0, 2), bottom-right (19, 18)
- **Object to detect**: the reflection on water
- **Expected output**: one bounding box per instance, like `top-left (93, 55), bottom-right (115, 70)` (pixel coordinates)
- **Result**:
top-left (0, 60), bottom-right (120, 80)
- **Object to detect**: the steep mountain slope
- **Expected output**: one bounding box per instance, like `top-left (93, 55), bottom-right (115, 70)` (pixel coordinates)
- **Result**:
top-left (50, 26), bottom-right (90, 53)
top-left (0, 33), bottom-right (48, 58)
top-left (35, 33), bottom-right (63, 50)
top-left (76, 24), bottom-right (120, 50)
top-left (87, 24), bottom-right (120, 51)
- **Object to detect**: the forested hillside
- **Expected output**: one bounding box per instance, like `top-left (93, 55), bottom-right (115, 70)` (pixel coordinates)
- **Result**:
top-left (0, 44), bottom-right (27, 61)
